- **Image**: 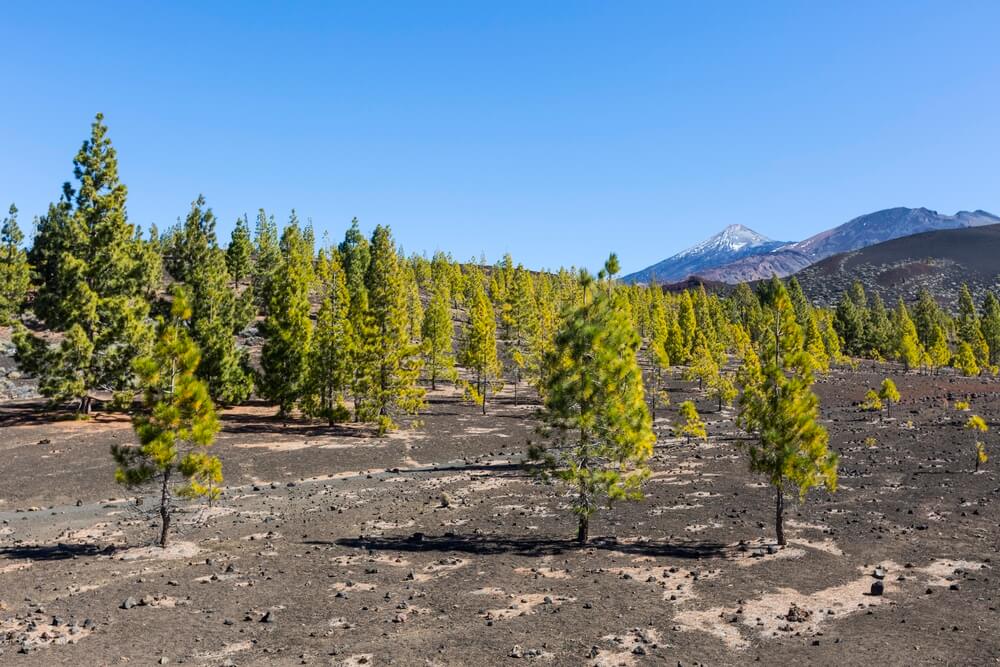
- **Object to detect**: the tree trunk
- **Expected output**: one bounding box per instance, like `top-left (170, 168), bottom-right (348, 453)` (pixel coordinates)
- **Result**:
top-left (576, 514), bottom-right (589, 544)
top-left (159, 470), bottom-right (172, 548)
top-left (482, 386), bottom-right (487, 415)
top-left (80, 395), bottom-right (93, 415)
top-left (774, 485), bottom-right (785, 546)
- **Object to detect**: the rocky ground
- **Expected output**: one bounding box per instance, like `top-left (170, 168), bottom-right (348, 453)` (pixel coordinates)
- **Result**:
top-left (0, 369), bottom-right (997, 666)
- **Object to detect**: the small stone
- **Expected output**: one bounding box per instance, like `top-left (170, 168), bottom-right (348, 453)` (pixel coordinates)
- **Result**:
top-left (121, 597), bottom-right (138, 610)
top-left (870, 581), bottom-right (884, 596)
top-left (261, 610), bottom-right (275, 623)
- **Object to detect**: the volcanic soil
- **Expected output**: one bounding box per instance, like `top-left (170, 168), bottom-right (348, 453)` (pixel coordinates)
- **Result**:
top-left (0, 370), bottom-right (997, 666)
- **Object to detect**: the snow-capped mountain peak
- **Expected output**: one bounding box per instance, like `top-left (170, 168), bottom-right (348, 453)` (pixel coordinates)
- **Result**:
top-left (622, 224), bottom-right (786, 284)
top-left (676, 224), bottom-right (775, 258)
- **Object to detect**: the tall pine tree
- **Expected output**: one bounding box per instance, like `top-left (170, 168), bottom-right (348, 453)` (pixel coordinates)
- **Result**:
top-left (17, 114), bottom-right (153, 413)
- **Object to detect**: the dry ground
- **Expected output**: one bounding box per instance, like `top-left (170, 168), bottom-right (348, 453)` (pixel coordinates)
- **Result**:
top-left (0, 370), bottom-right (997, 666)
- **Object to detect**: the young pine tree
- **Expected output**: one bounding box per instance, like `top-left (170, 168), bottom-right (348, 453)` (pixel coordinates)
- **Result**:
top-left (17, 114), bottom-right (153, 413)
top-left (965, 414), bottom-right (988, 472)
top-left (738, 283), bottom-right (838, 546)
top-left (112, 287), bottom-right (221, 548)
top-left (359, 225), bottom-right (424, 432)
top-left (527, 258), bottom-right (654, 543)
top-left (226, 214), bottom-right (254, 286)
top-left (893, 299), bottom-right (923, 372)
top-left (460, 274), bottom-right (503, 415)
top-left (303, 250), bottom-right (354, 424)
top-left (421, 275), bottom-right (456, 391)
top-left (507, 266), bottom-right (539, 404)
top-left (879, 378), bottom-right (900, 419)
top-left (676, 400), bottom-right (707, 443)
top-left (259, 222), bottom-right (314, 417)
top-left (0, 204), bottom-right (30, 324)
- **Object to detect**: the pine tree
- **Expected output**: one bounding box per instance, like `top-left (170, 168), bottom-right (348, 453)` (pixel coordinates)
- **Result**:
top-left (226, 214), bottom-right (254, 286)
top-left (926, 323), bottom-right (951, 373)
top-left (507, 266), bottom-right (539, 403)
top-left (677, 290), bottom-right (697, 363)
top-left (981, 293), bottom-right (1000, 367)
top-left (893, 299), bottom-right (923, 372)
top-left (303, 250), bottom-right (354, 424)
top-left (738, 282), bottom-right (838, 546)
top-left (112, 287), bottom-right (221, 547)
top-left (460, 273), bottom-right (503, 415)
top-left (527, 257), bottom-right (654, 543)
top-left (676, 400), bottom-right (707, 443)
top-left (805, 310), bottom-right (830, 372)
top-left (878, 378), bottom-right (899, 419)
top-left (647, 291), bottom-right (671, 420)
top-left (965, 414), bottom-right (988, 472)
top-left (252, 209), bottom-right (280, 312)
top-left (834, 284), bottom-right (868, 357)
top-left (171, 197), bottom-right (254, 404)
top-left (17, 114), bottom-right (152, 413)
top-left (421, 273), bottom-right (456, 391)
top-left (360, 225), bottom-right (424, 432)
top-left (955, 341), bottom-right (980, 377)
top-left (0, 204), bottom-right (30, 324)
top-left (259, 222), bottom-right (313, 416)
top-left (957, 283), bottom-right (989, 366)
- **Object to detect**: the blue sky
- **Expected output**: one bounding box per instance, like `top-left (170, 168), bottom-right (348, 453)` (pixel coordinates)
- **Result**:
top-left (3, 2), bottom-right (999, 273)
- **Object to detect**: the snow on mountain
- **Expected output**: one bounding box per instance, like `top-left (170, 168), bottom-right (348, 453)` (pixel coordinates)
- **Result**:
top-left (622, 224), bottom-right (787, 284)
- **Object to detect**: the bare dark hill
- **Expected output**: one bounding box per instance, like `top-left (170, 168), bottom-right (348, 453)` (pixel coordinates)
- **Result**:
top-left (793, 223), bottom-right (1000, 307)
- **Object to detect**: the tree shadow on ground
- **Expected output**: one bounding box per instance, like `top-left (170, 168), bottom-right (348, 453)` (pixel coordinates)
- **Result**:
top-left (326, 533), bottom-right (728, 559)
top-left (0, 542), bottom-right (114, 561)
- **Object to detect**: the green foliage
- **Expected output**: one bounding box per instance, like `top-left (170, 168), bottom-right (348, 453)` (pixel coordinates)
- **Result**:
top-left (460, 270), bottom-right (502, 414)
top-left (861, 389), bottom-right (882, 412)
top-left (258, 221), bottom-right (314, 416)
top-left (954, 399), bottom-right (971, 411)
top-left (737, 281), bottom-right (837, 546)
top-left (252, 208), bottom-right (280, 312)
top-left (0, 204), bottom-right (30, 324)
top-left (18, 114), bottom-right (153, 412)
top-left (528, 258), bottom-right (654, 543)
top-left (421, 270), bottom-right (456, 390)
top-left (174, 197), bottom-right (253, 404)
top-left (303, 250), bottom-right (354, 424)
top-left (879, 378), bottom-right (900, 418)
top-left (675, 400), bottom-right (707, 442)
top-left (955, 341), bottom-right (980, 377)
top-left (226, 214), bottom-right (254, 285)
top-left (358, 225), bottom-right (424, 432)
top-left (111, 287), bottom-right (221, 547)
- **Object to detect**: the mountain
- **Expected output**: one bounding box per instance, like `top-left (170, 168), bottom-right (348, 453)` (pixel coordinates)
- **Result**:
top-left (793, 223), bottom-right (1000, 308)
top-left (788, 207), bottom-right (1000, 261)
top-left (622, 224), bottom-right (787, 284)
top-left (635, 207), bottom-right (1000, 285)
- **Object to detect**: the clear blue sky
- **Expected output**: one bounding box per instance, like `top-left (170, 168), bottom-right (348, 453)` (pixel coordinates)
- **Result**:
top-left (3, 2), bottom-right (999, 274)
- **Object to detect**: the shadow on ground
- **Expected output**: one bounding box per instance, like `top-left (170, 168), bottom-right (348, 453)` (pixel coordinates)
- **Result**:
top-left (326, 533), bottom-right (728, 558)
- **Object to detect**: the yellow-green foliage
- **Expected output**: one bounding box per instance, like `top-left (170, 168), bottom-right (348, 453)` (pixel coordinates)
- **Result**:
top-left (966, 414), bottom-right (988, 433)
top-left (112, 287), bottom-right (221, 547)
top-left (976, 441), bottom-right (988, 466)
top-left (676, 400), bottom-right (707, 442)
top-left (528, 258), bottom-right (654, 544)
top-left (864, 436), bottom-right (878, 448)
top-left (955, 342), bottom-right (980, 377)
top-left (955, 400), bottom-right (971, 411)
top-left (862, 389), bottom-right (882, 412)
top-left (879, 378), bottom-right (900, 417)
